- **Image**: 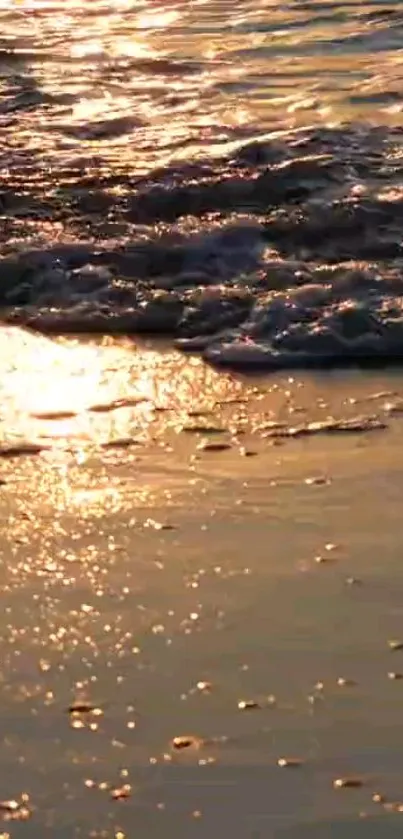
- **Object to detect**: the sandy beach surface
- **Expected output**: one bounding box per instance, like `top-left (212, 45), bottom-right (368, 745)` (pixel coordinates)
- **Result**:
top-left (4, 0), bottom-right (403, 836)
top-left (1, 328), bottom-right (403, 838)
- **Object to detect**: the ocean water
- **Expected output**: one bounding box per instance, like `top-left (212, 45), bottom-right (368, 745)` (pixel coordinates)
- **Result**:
top-left (1, 0), bottom-right (403, 366)
top-left (4, 6), bottom-right (403, 838)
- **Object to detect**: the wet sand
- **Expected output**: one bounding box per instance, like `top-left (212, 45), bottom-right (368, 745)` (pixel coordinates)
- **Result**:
top-left (1, 332), bottom-right (403, 837)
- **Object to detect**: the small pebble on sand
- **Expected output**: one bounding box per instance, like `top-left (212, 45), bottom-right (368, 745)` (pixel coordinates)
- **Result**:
top-left (196, 681), bottom-right (212, 693)
top-left (0, 797), bottom-right (30, 821)
top-left (181, 425), bottom-right (225, 435)
top-left (0, 801), bottom-right (20, 813)
top-left (277, 758), bottom-right (303, 768)
top-left (0, 443), bottom-right (46, 458)
top-left (333, 777), bottom-right (363, 789)
top-left (383, 802), bottom-right (403, 812)
top-left (197, 441), bottom-right (232, 452)
top-left (144, 519), bottom-right (175, 531)
top-left (238, 699), bottom-right (260, 710)
top-left (388, 640), bottom-right (403, 651)
top-left (31, 410), bottom-right (77, 420)
top-left (345, 577), bottom-right (362, 585)
top-left (305, 476), bottom-right (330, 486)
top-left (67, 702), bottom-right (98, 714)
top-left (172, 736), bottom-right (202, 750)
top-left (101, 437), bottom-right (136, 449)
top-left (111, 785), bottom-right (131, 801)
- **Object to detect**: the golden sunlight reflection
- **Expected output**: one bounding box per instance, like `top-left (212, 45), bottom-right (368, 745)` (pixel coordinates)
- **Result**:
top-left (5, 0), bottom-right (403, 182)
top-left (0, 326), bottom-right (243, 448)
top-left (0, 326), bottom-right (249, 543)
top-left (135, 9), bottom-right (181, 30)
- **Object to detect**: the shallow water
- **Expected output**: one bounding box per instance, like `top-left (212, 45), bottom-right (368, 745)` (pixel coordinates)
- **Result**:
top-left (2, 1), bottom-right (403, 366)
top-left (1, 333), bottom-right (403, 836)
top-left (3, 4), bottom-right (403, 836)
top-left (3, 0), bottom-right (403, 166)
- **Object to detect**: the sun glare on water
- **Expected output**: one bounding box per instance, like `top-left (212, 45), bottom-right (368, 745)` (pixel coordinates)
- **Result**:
top-left (0, 327), bottom-right (242, 450)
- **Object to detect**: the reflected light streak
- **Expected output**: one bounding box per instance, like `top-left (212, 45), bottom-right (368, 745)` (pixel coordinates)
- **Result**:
top-left (0, 326), bottom-right (243, 449)
top-left (0, 326), bottom-right (245, 545)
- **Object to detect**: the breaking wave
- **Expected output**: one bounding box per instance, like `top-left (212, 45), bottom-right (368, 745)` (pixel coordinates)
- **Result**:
top-left (2, 124), bottom-right (403, 370)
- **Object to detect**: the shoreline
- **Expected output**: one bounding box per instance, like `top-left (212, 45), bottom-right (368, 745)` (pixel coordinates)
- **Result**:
top-left (1, 332), bottom-right (403, 836)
